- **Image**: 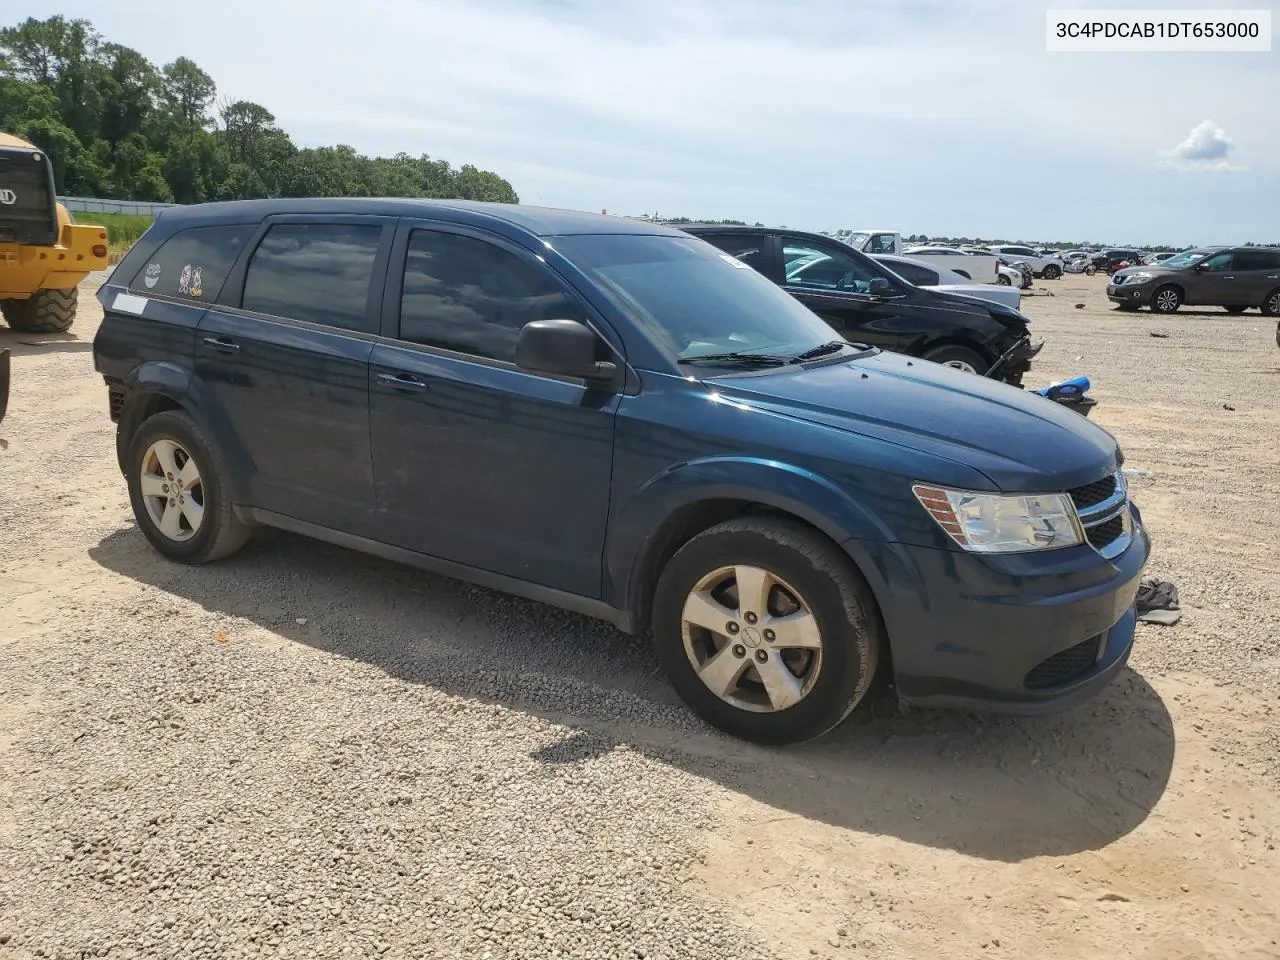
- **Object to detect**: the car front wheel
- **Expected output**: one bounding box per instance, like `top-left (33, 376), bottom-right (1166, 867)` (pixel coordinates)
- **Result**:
top-left (1042, 264), bottom-right (1062, 280)
top-left (127, 410), bottom-right (250, 563)
top-left (921, 344), bottom-right (988, 375)
top-left (996, 274), bottom-right (1011, 286)
top-left (652, 517), bottom-right (882, 745)
top-left (1151, 285), bottom-right (1182, 314)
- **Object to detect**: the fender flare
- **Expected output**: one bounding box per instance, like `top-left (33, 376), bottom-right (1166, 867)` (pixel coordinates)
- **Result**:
top-left (116, 362), bottom-right (253, 500)
top-left (605, 455), bottom-right (902, 624)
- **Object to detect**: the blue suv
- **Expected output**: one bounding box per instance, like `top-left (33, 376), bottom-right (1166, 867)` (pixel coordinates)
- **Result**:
top-left (94, 199), bottom-right (1150, 744)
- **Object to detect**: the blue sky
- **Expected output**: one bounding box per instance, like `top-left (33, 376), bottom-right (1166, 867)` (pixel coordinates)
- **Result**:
top-left (20, 0), bottom-right (1280, 245)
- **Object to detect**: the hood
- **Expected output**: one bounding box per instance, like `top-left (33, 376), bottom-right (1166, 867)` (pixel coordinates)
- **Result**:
top-left (1113, 264), bottom-right (1177, 280)
top-left (710, 351), bottom-right (1118, 492)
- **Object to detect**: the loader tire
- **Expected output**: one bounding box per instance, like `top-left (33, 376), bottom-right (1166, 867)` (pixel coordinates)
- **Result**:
top-left (1, 287), bottom-right (78, 333)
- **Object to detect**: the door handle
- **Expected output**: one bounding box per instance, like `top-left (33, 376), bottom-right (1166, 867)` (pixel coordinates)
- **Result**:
top-left (201, 336), bottom-right (240, 355)
top-left (376, 372), bottom-right (429, 392)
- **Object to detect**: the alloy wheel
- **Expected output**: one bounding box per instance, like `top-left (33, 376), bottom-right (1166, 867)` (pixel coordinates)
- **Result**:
top-left (680, 564), bottom-right (823, 713)
top-left (139, 438), bottom-right (205, 541)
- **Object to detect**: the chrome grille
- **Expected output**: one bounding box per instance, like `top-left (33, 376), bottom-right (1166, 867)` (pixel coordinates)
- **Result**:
top-left (1068, 471), bottom-right (1132, 559)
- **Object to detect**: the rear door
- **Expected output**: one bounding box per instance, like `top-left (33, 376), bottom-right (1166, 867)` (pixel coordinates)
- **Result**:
top-left (1186, 251), bottom-right (1238, 306)
top-left (197, 216), bottom-right (394, 535)
top-left (693, 231), bottom-right (780, 281)
top-left (1233, 249), bottom-right (1280, 306)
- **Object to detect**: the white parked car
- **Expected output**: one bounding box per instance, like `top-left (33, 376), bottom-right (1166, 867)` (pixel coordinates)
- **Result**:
top-left (980, 244), bottom-right (1064, 279)
top-left (845, 230), bottom-right (1000, 284)
top-left (873, 254), bottom-right (1023, 310)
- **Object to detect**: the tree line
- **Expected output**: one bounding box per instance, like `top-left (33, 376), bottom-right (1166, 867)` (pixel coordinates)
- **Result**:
top-left (0, 15), bottom-right (518, 205)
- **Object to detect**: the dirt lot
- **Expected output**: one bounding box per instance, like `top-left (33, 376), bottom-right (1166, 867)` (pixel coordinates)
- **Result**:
top-left (1, 273), bottom-right (1278, 960)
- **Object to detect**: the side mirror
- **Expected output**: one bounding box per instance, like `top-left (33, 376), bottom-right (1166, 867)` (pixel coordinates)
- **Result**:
top-left (516, 319), bottom-right (618, 384)
top-left (1193, 264), bottom-right (1204, 272)
top-left (869, 277), bottom-right (892, 297)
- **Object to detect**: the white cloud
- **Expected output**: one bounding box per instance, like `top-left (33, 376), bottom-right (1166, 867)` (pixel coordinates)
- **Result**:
top-left (1159, 120), bottom-right (1245, 173)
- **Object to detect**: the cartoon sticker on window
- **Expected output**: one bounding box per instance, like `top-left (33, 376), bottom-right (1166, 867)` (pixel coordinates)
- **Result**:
top-left (178, 264), bottom-right (192, 295)
top-left (190, 266), bottom-right (203, 298)
top-left (142, 262), bottom-right (162, 289)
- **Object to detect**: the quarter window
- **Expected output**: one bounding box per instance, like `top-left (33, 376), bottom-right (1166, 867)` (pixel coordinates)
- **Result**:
top-left (398, 230), bottom-right (581, 363)
top-left (241, 223), bottom-right (383, 332)
top-left (128, 225), bottom-right (253, 302)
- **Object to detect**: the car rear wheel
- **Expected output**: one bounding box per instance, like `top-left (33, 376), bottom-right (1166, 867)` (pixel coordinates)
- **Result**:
top-left (1224, 305), bottom-right (1248, 314)
top-left (127, 410), bottom-right (250, 563)
top-left (652, 517), bottom-right (882, 745)
top-left (0, 288), bottom-right (78, 333)
top-left (1042, 264), bottom-right (1062, 280)
top-left (921, 344), bottom-right (988, 375)
top-left (1262, 288), bottom-right (1280, 317)
top-left (996, 274), bottom-right (1011, 286)
top-left (1152, 285), bottom-right (1182, 314)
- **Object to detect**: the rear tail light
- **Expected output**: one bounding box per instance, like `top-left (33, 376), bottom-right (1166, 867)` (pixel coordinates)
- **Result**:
top-left (91, 244), bottom-right (107, 258)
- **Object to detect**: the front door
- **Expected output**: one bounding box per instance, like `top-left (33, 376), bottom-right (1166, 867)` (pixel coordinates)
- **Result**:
top-left (777, 234), bottom-right (912, 352)
top-left (197, 216), bottom-right (394, 535)
top-left (368, 221), bottom-right (619, 598)
top-left (1186, 251), bottom-right (1238, 305)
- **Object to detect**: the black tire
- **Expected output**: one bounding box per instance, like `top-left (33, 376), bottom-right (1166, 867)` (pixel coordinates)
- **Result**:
top-left (996, 274), bottom-right (1011, 286)
top-left (921, 344), bottom-right (988, 375)
top-left (126, 410), bottom-right (249, 563)
top-left (1151, 285), bottom-right (1182, 314)
top-left (1261, 288), bottom-right (1280, 317)
top-left (1042, 264), bottom-right (1062, 280)
top-left (652, 517), bottom-right (882, 745)
top-left (1224, 305), bottom-right (1248, 314)
top-left (0, 287), bottom-right (78, 333)
top-left (1084, 265), bottom-right (1097, 276)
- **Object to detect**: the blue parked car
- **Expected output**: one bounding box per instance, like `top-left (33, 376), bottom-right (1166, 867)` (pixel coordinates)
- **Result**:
top-left (93, 200), bottom-right (1150, 744)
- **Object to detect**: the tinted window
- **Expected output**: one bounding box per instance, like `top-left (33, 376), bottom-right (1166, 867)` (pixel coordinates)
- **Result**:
top-left (552, 234), bottom-right (840, 363)
top-left (242, 223), bottom-right (382, 331)
top-left (883, 259), bottom-right (936, 286)
top-left (1201, 252), bottom-right (1233, 272)
top-left (398, 230), bottom-right (581, 363)
top-left (782, 238), bottom-right (879, 293)
top-left (1235, 249), bottom-right (1280, 270)
top-left (129, 225), bottom-right (253, 302)
top-left (697, 233), bottom-right (768, 274)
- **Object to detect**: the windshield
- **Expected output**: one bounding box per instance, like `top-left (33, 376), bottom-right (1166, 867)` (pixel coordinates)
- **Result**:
top-left (848, 232), bottom-right (872, 250)
top-left (1161, 249), bottom-right (1211, 268)
top-left (552, 234), bottom-right (843, 364)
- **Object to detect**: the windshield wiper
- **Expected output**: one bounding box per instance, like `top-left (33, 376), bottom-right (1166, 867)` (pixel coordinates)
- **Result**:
top-left (679, 351), bottom-right (790, 367)
top-left (789, 340), bottom-right (869, 362)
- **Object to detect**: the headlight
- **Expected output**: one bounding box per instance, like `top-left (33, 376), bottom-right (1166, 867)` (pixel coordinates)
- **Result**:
top-left (912, 484), bottom-right (1084, 553)
top-left (1123, 271), bottom-right (1152, 281)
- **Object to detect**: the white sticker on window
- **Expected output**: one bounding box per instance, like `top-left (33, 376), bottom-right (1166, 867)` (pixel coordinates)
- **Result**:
top-left (142, 262), bottom-right (162, 288)
top-left (718, 253), bottom-right (750, 269)
top-left (112, 292), bottom-right (149, 316)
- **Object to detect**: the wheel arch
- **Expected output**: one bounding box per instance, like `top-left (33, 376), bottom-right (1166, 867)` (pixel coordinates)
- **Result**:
top-left (607, 457), bottom-right (900, 635)
top-left (116, 362), bottom-right (253, 501)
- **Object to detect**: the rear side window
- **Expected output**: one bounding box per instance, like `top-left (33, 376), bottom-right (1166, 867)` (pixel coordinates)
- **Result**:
top-left (696, 234), bottom-right (769, 274)
top-left (242, 223), bottom-right (382, 332)
top-left (129, 225), bottom-right (253, 302)
top-left (397, 230), bottom-right (581, 363)
top-left (1235, 249), bottom-right (1280, 270)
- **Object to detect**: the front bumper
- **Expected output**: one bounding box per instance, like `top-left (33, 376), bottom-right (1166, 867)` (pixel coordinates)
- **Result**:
top-left (1106, 282), bottom-right (1151, 305)
top-left (849, 502), bottom-right (1151, 714)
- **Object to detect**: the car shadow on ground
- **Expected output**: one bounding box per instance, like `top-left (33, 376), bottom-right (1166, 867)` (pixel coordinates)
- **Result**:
top-left (90, 524), bottom-right (1176, 865)
top-left (0, 330), bottom-right (93, 355)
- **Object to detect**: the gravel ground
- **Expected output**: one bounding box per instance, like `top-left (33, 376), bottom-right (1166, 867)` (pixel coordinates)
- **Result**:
top-left (0, 273), bottom-right (1277, 960)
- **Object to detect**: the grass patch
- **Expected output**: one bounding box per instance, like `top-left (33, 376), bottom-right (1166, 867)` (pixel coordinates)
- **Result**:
top-left (78, 211), bottom-right (156, 249)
